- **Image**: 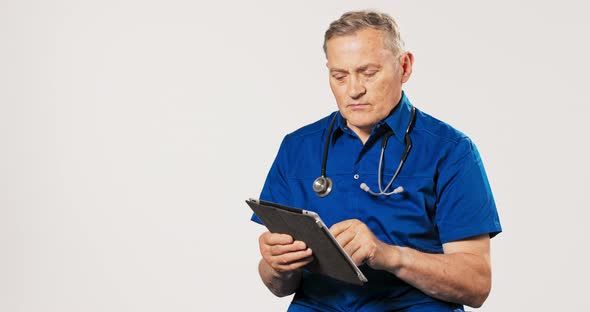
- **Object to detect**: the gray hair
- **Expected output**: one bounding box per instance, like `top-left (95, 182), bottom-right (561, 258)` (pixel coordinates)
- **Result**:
top-left (323, 10), bottom-right (405, 56)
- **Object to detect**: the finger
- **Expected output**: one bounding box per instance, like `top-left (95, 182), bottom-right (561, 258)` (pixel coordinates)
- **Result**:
top-left (342, 237), bottom-right (363, 259)
top-left (273, 252), bottom-right (314, 271)
top-left (273, 248), bottom-right (313, 264)
top-left (270, 248), bottom-right (313, 270)
top-left (260, 233), bottom-right (293, 257)
top-left (270, 241), bottom-right (307, 256)
top-left (262, 232), bottom-right (294, 245)
top-left (273, 256), bottom-right (315, 272)
top-left (333, 227), bottom-right (356, 249)
top-left (350, 243), bottom-right (374, 267)
top-left (330, 219), bottom-right (358, 237)
top-left (261, 240), bottom-right (306, 260)
top-left (297, 255), bottom-right (314, 266)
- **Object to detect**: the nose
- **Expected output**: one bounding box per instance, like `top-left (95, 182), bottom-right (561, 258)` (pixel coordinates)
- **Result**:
top-left (347, 75), bottom-right (366, 99)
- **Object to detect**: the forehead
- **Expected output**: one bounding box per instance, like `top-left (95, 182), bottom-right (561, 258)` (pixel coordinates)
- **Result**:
top-left (326, 28), bottom-right (393, 68)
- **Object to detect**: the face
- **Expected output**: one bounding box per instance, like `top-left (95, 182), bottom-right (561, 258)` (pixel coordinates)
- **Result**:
top-left (325, 28), bottom-right (413, 139)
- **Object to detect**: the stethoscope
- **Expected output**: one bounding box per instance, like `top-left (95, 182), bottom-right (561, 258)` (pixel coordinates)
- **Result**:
top-left (312, 106), bottom-right (416, 197)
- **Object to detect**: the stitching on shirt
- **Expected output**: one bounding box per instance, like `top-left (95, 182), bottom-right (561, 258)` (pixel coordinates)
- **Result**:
top-left (413, 127), bottom-right (467, 145)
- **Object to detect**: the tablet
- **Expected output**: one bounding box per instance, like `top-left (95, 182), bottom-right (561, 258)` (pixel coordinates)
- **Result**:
top-left (247, 199), bottom-right (368, 285)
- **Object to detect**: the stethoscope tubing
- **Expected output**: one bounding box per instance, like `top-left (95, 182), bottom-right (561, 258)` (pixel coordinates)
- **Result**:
top-left (313, 106), bottom-right (416, 197)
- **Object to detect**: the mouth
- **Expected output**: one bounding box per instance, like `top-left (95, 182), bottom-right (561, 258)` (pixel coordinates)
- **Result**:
top-left (348, 103), bottom-right (369, 110)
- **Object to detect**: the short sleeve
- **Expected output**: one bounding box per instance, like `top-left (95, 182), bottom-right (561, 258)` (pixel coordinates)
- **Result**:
top-left (435, 137), bottom-right (502, 243)
top-left (251, 136), bottom-right (292, 224)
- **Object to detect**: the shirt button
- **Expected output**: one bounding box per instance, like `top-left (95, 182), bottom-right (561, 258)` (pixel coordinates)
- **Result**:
top-left (353, 174), bottom-right (360, 180)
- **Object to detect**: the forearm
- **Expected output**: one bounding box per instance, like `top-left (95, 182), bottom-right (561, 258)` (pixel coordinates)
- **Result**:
top-left (385, 245), bottom-right (491, 308)
top-left (258, 259), bottom-right (302, 297)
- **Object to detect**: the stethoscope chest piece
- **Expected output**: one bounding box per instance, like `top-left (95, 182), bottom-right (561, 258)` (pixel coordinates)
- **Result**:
top-left (313, 176), bottom-right (332, 197)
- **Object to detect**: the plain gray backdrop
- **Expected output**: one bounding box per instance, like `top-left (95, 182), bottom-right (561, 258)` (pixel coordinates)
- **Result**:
top-left (1, 0), bottom-right (589, 311)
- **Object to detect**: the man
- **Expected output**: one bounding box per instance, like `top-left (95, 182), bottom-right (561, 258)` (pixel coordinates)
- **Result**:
top-left (251, 10), bottom-right (501, 312)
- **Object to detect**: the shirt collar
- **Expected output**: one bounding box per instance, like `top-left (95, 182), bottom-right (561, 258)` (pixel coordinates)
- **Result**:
top-left (384, 91), bottom-right (413, 143)
top-left (332, 91), bottom-right (413, 144)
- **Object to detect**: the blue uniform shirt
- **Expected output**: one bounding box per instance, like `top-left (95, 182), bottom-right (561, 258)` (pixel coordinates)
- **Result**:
top-left (252, 92), bottom-right (502, 311)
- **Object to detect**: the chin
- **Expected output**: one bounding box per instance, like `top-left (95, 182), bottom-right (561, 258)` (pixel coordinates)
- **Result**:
top-left (340, 109), bottom-right (379, 128)
top-left (346, 118), bottom-right (377, 131)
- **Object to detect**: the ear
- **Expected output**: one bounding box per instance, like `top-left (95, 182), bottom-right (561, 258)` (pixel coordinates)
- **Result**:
top-left (399, 52), bottom-right (414, 83)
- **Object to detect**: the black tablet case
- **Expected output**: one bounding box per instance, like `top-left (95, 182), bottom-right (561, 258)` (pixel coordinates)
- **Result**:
top-left (247, 199), bottom-right (367, 285)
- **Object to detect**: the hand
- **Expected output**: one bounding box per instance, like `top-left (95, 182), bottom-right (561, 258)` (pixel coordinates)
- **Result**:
top-left (258, 232), bottom-right (314, 276)
top-left (330, 219), bottom-right (398, 270)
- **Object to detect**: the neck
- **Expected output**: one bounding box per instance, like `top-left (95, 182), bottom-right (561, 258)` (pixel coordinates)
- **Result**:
top-left (347, 123), bottom-right (371, 145)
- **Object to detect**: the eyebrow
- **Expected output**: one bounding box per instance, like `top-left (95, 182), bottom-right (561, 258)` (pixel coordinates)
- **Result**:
top-left (329, 63), bottom-right (382, 73)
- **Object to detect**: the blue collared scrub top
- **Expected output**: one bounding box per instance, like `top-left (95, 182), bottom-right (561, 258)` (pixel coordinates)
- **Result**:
top-left (251, 93), bottom-right (502, 312)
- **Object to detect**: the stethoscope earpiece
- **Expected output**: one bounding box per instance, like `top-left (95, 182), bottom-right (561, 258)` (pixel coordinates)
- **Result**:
top-left (360, 183), bottom-right (404, 195)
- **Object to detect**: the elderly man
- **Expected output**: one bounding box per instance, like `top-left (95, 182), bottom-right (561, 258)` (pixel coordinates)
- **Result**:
top-left (251, 10), bottom-right (501, 312)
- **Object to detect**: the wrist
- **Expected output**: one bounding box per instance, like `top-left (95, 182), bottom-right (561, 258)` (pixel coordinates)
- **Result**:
top-left (385, 244), bottom-right (405, 273)
top-left (261, 259), bottom-right (300, 280)
top-left (272, 267), bottom-right (299, 280)
top-left (259, 259), bottom-right (302, 297)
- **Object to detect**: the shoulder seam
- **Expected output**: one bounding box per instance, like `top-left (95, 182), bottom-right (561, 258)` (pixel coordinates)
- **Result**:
top-left (415, 127), bottom-right (468, 145)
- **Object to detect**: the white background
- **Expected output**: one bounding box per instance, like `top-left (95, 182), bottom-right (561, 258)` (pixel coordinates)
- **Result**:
top-left (1, 0), bottom-right (589, 311)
